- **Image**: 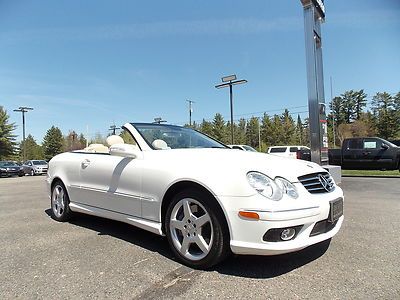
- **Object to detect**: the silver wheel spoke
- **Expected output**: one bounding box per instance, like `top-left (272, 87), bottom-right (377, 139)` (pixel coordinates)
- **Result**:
top-left (180, 237), bottom-right (190, 255)
top-left (182, 200), bottom-right (192, 219)
top-left (195, 235), bottom-right (210, 254)
top-left (196, 214), bottom-right (210, 228)
top-left (57, 204), bottom-right (62, 216)
top-left (171, 219), bottom-right (184, 231)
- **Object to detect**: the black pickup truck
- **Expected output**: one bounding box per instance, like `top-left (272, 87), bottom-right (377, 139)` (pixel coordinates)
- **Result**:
top-left (328, 137), bottom-right (400, 170)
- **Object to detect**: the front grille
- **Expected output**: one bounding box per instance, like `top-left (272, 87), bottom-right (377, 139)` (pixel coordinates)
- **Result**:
top-left (310, 219), bottom-right (337, 237)
top-left (298, 172), bottom-right (335, 194)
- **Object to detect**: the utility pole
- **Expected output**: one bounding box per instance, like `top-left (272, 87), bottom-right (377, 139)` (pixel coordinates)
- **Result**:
top-left (108, 123), bottom-right (120, 135)
top-left (13, 106), bottom-right (33, 161)
top-left (186, 100), bottom-right (195, 127)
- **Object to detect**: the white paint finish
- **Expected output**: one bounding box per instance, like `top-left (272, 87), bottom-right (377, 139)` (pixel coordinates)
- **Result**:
top-left (47, 123), bottom-right (344, 257)
top-left (78, 154), bottom-right (142, 217)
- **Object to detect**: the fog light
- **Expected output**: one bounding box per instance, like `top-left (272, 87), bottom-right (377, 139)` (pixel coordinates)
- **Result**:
top-left (280, 228), bottom-right (296, 241)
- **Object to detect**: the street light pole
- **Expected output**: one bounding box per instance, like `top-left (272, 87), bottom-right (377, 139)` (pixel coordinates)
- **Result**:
top-left (186, 100), bottom-right (195, 127)
top-left (13, 106), bottom-right (33, 161)
top-left (153, 117), bottom-right (167, 124)
top-left (215, 75), bottom-right (247, 144)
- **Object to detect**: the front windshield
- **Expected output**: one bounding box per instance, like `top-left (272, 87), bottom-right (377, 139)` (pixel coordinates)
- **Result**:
top-left (132, 123), bottom-right (227, 149)
top-left (243, 145), bottom-right (257, 152)
top-left (0, 161), bottom-right (17, 167)
top-left (33, 160), bottom-right (47, 165)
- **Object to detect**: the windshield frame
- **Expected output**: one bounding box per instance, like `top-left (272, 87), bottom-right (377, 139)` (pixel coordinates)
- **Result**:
top-left (131, 123), bottom-right (228, 150)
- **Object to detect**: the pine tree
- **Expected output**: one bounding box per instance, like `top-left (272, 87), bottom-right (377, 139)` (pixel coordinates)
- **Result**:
top-left (371, 92), bottom-right (398, 139)
top-left (354, 89), bottom-right (367, 120)
top-left (199, 119), bottom-right (213, 137)
top-left (329, 96), bottom-right (345, 125)
top-left (235, 118), bottom-right (247, 144)
top-left (78, 133), bottom-right (87, 148)
top-left (281, 109), bottom-right (296, 144)
top-left (394, 92), bottom-right (400, 138)
top-left (0, 106), bottom-right (17, 160)
top-left (20, 134), bottom-right (44, 160)
top-left (42, 126), bottom-right (64, 160)
top-left (260, 113), bottom-right (273, 147)
top-left (341, 90), bottom-right (357, 123)
top-left (212, 113), bottom-right (227, 143)
top-left (296, 115), bottom-right (304, 145)
top-left (270, 114), bottom-right (284, 145)
top-left (245, 117), bottom-right (259, 148)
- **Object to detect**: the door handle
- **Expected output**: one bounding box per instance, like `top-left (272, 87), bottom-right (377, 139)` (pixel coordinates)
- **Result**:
top-left (81, 159), bottom-right (91, 168)
top-left (362, 151), bottom-right (371, 155)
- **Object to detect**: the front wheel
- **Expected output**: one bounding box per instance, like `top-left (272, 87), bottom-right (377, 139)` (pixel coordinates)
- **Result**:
top-left (50, 181), bottom-right (72, 222)
top-left (30, 169), bottom-right (35, 176)
top-left (165, 189), bottom-right (230, 269)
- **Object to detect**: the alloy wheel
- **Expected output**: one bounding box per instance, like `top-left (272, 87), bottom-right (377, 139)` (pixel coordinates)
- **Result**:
top-left (169, 198), bottom-right (213, 261)
top-left (52, 185), bottom-right (65, 218)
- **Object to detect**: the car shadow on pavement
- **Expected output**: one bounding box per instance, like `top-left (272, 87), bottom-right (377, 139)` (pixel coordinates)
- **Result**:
top-left (44, 209), bottom-right (330, 279)
top-left (214, 239), bottom-right (331, 278)
top-left (44, 209), bottom-right (175, 261)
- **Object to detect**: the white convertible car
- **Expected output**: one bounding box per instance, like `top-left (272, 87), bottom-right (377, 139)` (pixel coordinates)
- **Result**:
top-left (47, 123), bottom-right (344, 268)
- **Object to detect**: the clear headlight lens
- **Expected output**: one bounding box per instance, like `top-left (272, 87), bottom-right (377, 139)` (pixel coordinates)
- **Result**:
top-left (247, 172), bottom-right (283, 201)
top-left (247, 172), bottom-right (298, 200)
top-left (275, 177), bottom-right (299, 199)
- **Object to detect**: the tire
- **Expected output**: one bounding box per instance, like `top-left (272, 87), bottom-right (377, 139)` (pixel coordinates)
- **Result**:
top-left (30, 169), bottom-right (35, 176)
top-left (50, 181), bottom-right (72, 222)
top-left (165, 189), bottom-right (230, 269)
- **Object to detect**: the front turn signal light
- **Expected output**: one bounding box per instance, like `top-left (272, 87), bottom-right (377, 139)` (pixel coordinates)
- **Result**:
top-left (239, 211), bottom-right (260, 220)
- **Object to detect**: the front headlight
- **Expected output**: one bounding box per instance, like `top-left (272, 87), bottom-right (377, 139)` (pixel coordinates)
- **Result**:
top-left (247, 172), bottom-right (283, 201)
top-left (275, 177), bottom-right (299, 199)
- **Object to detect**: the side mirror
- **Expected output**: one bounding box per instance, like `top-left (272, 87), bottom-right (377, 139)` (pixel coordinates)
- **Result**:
top-left (110, 144), bottom-right (140, 158)
top-left (381, 144), bottom-right (389, 150)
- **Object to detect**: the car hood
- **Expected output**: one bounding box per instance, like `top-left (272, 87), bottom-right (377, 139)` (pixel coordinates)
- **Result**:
top-left (146, 148), bottom-right (325, 183)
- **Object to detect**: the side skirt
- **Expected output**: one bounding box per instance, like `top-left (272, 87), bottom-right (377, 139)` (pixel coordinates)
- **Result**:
top-left (69, 202), bottom-right (164, 236)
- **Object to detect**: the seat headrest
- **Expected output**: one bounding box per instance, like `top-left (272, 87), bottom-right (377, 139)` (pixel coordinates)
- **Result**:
top-left (84, 144), bottom-right (109, 153)
top-left (106, 135), bottom-right (124, 147)
top-left (152, 139), bottom-right (169, 150)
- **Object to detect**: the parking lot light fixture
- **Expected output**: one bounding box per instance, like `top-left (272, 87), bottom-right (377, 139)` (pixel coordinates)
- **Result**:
top-left (13, 106), bottom-right (34, 161)
top-left (215, 75), bottom-right (247, 144)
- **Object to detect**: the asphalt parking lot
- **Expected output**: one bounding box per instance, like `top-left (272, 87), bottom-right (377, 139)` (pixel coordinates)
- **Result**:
top-left (0, 176), bottom-right (399, 299)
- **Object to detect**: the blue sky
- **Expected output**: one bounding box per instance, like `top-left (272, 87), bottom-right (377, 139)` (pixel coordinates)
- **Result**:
top-left (1, 0), bottom-right (399, 143)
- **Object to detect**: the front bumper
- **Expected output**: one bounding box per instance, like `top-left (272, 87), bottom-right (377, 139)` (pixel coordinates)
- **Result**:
top-left (218, 184), bottom-right (344, 256)
top-left (34, 168), bottom-right (48, 174)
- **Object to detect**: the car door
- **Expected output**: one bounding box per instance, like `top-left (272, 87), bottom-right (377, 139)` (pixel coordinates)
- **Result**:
top-left (342, 139), bottom-right (364, 169)
top-left (77, 153), bottom-right (142, 217)
top-left (362, 138), bottom-right (392, 169)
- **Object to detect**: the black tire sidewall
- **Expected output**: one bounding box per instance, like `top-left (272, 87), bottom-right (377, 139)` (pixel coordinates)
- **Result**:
top-left (50, 181), bottom-right (72, 222)
top-left (165, 189), bottom-right (230, 269)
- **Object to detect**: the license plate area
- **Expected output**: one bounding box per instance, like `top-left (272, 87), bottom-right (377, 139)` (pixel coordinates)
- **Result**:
top-left (329, 198), bottom-right (343, 223)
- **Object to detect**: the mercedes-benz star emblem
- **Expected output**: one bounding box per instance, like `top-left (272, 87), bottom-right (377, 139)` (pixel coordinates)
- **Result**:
top-left (318, 174), bottom-right (334, 192)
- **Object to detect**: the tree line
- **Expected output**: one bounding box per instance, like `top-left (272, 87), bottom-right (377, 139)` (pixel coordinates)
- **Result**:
top-left (0, 106), bottom-right (88, 161)
top-left (0, 90), bottom-right (399, 161)
top-left (191, 90), bottom-right (400, 149)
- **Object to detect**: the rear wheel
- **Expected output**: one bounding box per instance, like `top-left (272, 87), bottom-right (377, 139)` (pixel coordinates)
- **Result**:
top-left (50, 181), bottom-right (72, 222)
top-left (165, 189), bottom-right (230, 269)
